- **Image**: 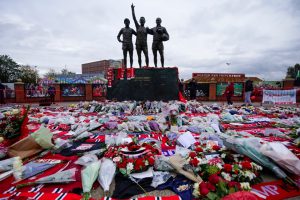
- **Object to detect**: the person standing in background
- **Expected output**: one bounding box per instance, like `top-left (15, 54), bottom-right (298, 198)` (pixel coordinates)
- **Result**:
top-left (47, 85), bottom-right (56, 104)
top-left (179, 79), bottom-right (184, 94)
top-left (224, 82), bottom-right (234, 105)
top-left (188, 78), bottom-right (197, 100)
top-left (245, 79), bottom-right (254, 106)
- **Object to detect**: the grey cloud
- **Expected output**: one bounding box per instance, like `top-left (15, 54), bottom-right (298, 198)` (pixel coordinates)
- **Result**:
top-left (0, 0), bottom-right (299, 79)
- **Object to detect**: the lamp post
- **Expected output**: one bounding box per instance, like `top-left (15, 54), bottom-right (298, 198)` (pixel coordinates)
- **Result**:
top-left (35, 66), bottom-right (38, 84)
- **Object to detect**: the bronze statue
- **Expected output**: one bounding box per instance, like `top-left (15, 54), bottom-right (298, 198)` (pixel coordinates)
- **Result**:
top-left (117, 18), bottom-right (137, 68)
top-left (131, 4), bottom-right (149, 68)
top-left (147, 18), bottom-right (169, 67)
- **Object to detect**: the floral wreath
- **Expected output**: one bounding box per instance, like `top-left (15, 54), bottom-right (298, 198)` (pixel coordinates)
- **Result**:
top-left (104, 142), bottom-right (160, 176)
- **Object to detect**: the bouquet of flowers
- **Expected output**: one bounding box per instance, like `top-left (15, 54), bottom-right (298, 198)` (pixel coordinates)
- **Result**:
top-left (104, 142), bottom-right (160, 176)
top-left (17, 168), bottom-right (77, 188)
top-left (0, 106), bottom-right (30, 140)
top-left (193, 173), bottom-right (246, 200)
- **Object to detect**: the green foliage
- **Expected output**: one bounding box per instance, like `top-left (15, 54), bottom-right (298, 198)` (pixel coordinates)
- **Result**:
top-left (206, 165), bottom-right (220, 176)
top-left (44, 68), bottom-right (58, 79)
top-left (0, 55), bottom-right (20, 82)
top-left (286, 63), bottom-right (300, 78)
top-left (61, 68), bottom-right (76, 76)
top-left (19, 65), bottom-right (39, 83)
top-left (207, 192), bottom-right (219, 200)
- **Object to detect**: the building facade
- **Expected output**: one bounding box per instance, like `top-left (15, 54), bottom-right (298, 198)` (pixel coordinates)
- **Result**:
top-left (82, 59), bottom-right (123, 75)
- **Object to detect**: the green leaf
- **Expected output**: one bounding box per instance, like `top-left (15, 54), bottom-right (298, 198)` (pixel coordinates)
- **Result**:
top-left (218, 181), bottom-right (229, 195)
top-left (233, 164), bottom-right (239, 171)
top-left (207, 192), bottom-right (219, 200)
top-left (119, 168), bottom-right (127, 175)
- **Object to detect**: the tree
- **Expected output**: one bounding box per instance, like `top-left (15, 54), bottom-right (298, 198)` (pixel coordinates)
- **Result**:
top-left (61, 67), bottom-right (76, 76)
top-left (0, 55), bottom-right (20, 82)
top-left (286, 63), bottom-right (300, 78)
top-left (44, 68), bottom-right (58, 79)
top-left (19, 65), bottom-right (40, 83)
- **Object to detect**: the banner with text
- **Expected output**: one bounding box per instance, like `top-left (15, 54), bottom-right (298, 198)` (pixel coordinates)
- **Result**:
top-left (262, 89), bottom-right (297, 104)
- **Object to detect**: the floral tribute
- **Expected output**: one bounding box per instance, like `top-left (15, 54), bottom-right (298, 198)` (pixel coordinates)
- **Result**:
top-left (193, 174), bottom-right (243, 200)
top-left (185, 143), bottom-right (263, 199)
top-left (104, 142), bottom-right (160, 176)
top-left (0, 106), bottom-right (30, 140)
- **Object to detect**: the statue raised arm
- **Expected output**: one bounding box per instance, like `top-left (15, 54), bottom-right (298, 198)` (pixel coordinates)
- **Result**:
top-left (131, 4), bottom-right (139, 29)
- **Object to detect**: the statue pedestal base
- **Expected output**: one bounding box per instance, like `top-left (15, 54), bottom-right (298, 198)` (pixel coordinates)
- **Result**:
top-left (107, 67), bottom-right (179, 101)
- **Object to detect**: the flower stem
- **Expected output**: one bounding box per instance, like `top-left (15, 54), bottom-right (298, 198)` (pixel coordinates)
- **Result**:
top-left (16, 182), bottom-right (36, 189)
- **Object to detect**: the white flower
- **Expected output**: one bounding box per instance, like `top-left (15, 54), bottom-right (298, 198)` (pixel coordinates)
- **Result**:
top-left (251, 162), bottom-right (263, 171)
top-left (113, 156), bottom-right (121, 163)
top-left (192, 183), bottom-right (200, 198)
top-left (220, 146), bottom-right (227, 151)
top-left (216, 163), bottom-right (223, 169)
top-left (240, 171), bottom-right (256, 180)
top-left (221, 153), bottom-right (226, 159)
top-left (126, 162), bottom-right (134, 172)
top-left (221, 172), bottom-right (231, 181)
top-left (240, 182), bottom-right (251, 190)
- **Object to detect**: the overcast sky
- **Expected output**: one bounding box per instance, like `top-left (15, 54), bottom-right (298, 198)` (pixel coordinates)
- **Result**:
top-left (0, 0), bottom-right (299, 80)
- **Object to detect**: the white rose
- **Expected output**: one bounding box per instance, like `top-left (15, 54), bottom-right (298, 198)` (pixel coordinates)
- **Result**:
top-left (240, 182), bottom-right (251, 190)
top-left (126, 162), bottom-right (134, 171)
top-left (113, 156), bottom-right (121, 162)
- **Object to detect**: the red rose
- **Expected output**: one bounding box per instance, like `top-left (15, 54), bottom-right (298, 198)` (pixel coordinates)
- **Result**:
top-left (148, 156), bottom-right (155, 165)
top-left (189, 158), bottom-right (199, 167)
top-left (212, 145), bottom-right (221, 151)
top-left (128, 144), bottom-right (140, 151)
top-left (194, 142), bottom-right (201, 146)
top-left (200, 186), bottom-right (210, 196)
top-left (199, 181), bottom-right (207, 189)
top-left (228, 181), bottom-right (237, 188)
top-left (224, 164), bottom-right (233, 173)
top-left (118, 160), bottom-right (127, 168)
top-left (208, 174), bottom-right (220, 185)
top-left (241, 161), bottom-right (252, 170)
top-left (206, 182), bottom-right (216, 191)
top-left (189, 151), bottom-right (197, 158)
top-left (236, 182), bottom-right (241, 190)
top-left (134, 158), bottom-right (145, 171)
top-left (195, 147), bottom-right (203, 152)
top-left (127, 158), bottom-right (134, 163)
top-left (243, 157), bottom-right (251, 162)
